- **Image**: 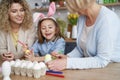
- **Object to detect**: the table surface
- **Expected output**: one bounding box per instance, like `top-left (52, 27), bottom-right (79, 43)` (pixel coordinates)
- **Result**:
top-left (0, 61), bottom-right (120, 80)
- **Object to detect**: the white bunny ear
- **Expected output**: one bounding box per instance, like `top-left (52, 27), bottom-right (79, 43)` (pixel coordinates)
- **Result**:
top-left (33, 12), bottom-right (45, 23)
top-left (47, 2), bottom-right (56, 17)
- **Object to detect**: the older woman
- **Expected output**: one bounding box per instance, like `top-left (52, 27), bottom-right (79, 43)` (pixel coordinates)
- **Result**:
top-left (0, 0), bottom-right (36, 61)
top-left (47, 0), bottom-right (120, 71)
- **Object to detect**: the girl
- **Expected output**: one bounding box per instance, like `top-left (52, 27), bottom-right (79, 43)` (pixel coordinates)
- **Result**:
top-left (25, 17), bottom-right (65, 62)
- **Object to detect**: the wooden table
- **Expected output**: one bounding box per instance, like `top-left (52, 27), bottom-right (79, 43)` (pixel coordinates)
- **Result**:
top-left (0, 62), bottom-right (120, 80)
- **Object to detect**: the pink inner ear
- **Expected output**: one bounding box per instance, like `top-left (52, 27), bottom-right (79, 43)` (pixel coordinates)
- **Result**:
top-left (39, 13), bottom-right (45, 19)
top-left (33, 13), bottom-right (45, 22)
top-left (47, 2), bottom-right (56, 17)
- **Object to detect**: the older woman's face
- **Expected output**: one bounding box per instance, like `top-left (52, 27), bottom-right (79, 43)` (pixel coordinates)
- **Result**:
top-left (8, 3), bottom-right (25, 25)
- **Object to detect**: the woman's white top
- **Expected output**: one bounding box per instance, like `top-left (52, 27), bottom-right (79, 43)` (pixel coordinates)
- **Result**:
top-left (80, 24), bottom-right (94, 57)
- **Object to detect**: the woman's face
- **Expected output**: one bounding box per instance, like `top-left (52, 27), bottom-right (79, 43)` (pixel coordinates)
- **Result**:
top-left (40, 19), bottom-right (56, 41)
top-left (8, 3), bottom-right (25, 26)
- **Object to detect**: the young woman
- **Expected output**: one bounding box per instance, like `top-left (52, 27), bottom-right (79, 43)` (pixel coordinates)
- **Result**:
top-left (0, 0), bottom-right (36, 61)
top-left (47, 0), bottom-right (120, 71)
top-left (25, 17), bottom-right (65, 62)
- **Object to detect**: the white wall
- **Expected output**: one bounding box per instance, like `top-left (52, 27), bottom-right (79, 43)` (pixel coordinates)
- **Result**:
top-left (0, 0), bottom-right (42, 9)
top-left (26, 0), bottom-right (43, 9)
top-left (26, 0), bottom-right (68, 22)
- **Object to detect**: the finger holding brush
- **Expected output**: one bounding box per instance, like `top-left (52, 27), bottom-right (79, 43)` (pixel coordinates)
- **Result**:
top-left (17, 40), bottom-right (31, 55)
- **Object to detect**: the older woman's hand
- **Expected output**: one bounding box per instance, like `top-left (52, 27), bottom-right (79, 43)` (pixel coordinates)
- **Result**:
top-left (47, 58), bottom-right (67, 71)
top-left (51, 51), bottom-right (67, 59)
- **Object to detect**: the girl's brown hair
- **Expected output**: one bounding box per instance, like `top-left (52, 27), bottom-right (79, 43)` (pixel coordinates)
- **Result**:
top-left (37, 18), bottom-right (64, 44)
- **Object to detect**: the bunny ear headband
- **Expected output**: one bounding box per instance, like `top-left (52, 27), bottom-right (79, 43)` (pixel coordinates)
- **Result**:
top-left (33, 2), bottom-right (56, 23)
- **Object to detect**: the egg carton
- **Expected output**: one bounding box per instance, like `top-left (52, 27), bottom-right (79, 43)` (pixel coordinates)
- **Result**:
top-left (10, 59), bottom-right (47, 79)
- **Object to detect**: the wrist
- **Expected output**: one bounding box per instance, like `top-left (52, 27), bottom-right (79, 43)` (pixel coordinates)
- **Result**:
top-left (31, 56), bottom-right (36, 62)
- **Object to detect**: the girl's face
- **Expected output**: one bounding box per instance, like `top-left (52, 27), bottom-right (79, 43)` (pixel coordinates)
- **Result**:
top-left (40, 19), bottom-right (56, 41)
top-left (8, 3), bottom-right (25, 26)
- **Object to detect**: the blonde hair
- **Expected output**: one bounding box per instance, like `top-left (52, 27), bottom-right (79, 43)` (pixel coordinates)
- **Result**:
top-left (65, 0), bottom-right (96, 13)
top-left (0, 0), bottom-right (33, 32)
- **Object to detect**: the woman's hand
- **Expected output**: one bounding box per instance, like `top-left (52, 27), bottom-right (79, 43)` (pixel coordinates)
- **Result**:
top-left (51, 51), bottom-right (67, 59)
top-left (1, 52), bottom-right (14, 61)
top-left (47, 52), bottom-right (68, 71)
top-left (47, 58), bottom-right (67, 71)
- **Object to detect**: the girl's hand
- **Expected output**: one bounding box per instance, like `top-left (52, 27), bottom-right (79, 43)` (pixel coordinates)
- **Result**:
top-left (1, 52), bottom-right (14, 61)
top-left (17, 40), bottom-right (28, 53)
top-left (22, 44), bottom-right (29, 54)
top-left (22, 44), bottom-right (31, 55)
top-left (24, 49), bottom-right (35, 61)
top-left (47, 58), bottom-right (67, 71)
